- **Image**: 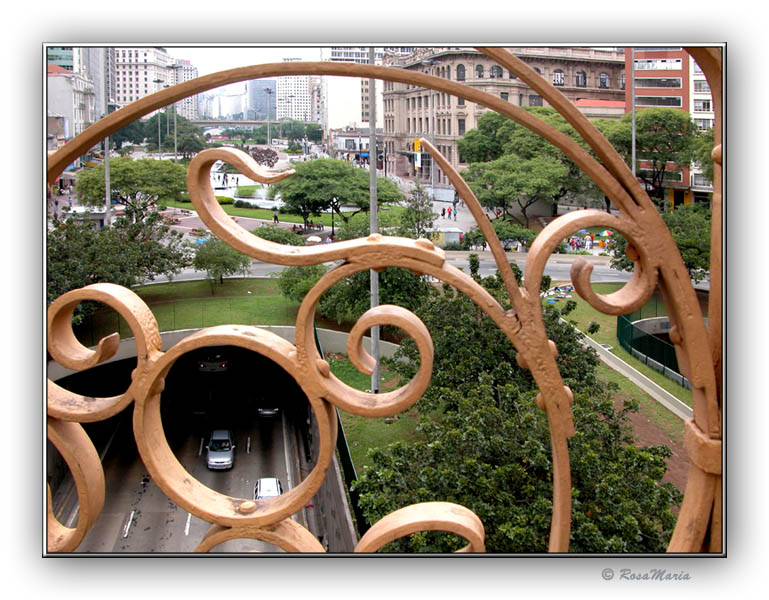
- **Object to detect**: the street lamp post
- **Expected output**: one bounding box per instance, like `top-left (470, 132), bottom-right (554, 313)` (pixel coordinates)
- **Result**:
top-left (152, 78), bottom-right (164, 157)
top-left (369, 46), bottom-right (380, 394)
top-left (264, 87), bottom-right (273, 145)
top-left (421, 59), bottom-right (440, 199)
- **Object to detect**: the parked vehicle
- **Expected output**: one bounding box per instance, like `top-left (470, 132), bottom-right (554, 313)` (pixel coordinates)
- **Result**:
top-left (254, 477), bottom-right (283, 500)
top-left (206, 429), bottom-right (235, 470)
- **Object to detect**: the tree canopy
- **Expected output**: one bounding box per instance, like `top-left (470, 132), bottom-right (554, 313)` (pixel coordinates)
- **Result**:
top-left (47, 215), bottom-right (192, 323)
top-left (600, 107), bottom-right (698, 209)
top-left (460, 109), bottom-right (603, 225)
top-left (271, 159), bottom-right (403, 227)
top-left (610, 203), bottom-right (712, 282)
top-left (350, 260), bottom-right (682, 553)
top-left (193, 237), bottom-right (251, 292)
top-left (76, 157), bottom-right (187, 222)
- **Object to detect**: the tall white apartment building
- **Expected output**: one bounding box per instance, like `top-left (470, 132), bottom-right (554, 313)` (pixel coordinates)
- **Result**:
top-left (113, 47), bottom-right (173, 108)
top-left (689, 55), bottom-right (715, 201)
top-left (170, 59), bottom-right (200, 120)
top-left (276, 58), bottom-right (312, 122)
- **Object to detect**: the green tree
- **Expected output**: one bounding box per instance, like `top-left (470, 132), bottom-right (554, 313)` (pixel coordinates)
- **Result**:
top-left (251, 225), bottom-right (306, 246)
top-left (603, 107), bottom-right (697, 209)
top-left (76, 157), bottom-right (187, 222)
top-left (692, 127), bottom-right (715, 185)
top-left (352, 275), bottom-right (682, 553)
top-left (396, 183), bottom-right (435, 239)
top-left (193, 237), bottom-right (251, 292)
top-left (464, 153), bottom-right (568, 227)
top-left (272, 159), bottom-right (403, 228)
top-left (610, 203), bottom-right (712, 282)
top-left (459, 109), bottom-right (602, 215)
top-left (47, 216), bottom-right (192, 322)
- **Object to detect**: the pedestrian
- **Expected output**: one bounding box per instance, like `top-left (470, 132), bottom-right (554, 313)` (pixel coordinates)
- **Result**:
top-left (441, 207), bottom-right (446, 219)
top-left (273, 209), bottom-right (279, 224)
top-left (453, 209), bottom-right (457, 221)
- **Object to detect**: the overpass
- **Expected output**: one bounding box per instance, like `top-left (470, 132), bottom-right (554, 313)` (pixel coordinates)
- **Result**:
top-left (191, 119), bottom-right (316, 129)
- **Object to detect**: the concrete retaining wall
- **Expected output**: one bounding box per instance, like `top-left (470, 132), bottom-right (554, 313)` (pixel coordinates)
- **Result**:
top-left (47, 327), bottom-right (401, 381)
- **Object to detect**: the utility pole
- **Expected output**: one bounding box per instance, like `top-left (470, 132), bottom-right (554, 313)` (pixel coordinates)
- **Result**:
top-left (103, 48), bottom-right (111, 226)
top-left (369, 47), bottom-right (380, 394)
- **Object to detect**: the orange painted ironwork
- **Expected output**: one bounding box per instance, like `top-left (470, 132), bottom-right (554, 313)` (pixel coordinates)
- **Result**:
top-left (46, 47), bottom-right (722, 553)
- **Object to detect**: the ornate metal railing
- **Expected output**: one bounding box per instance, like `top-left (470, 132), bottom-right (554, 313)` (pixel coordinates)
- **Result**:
top-left (46, 47), bottom-right (722, 553)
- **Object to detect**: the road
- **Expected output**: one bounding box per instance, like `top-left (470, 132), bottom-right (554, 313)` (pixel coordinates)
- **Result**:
top-left (158, 250), bottom-right (633, 286)
top-left (68, 408), bottom-right (298, 553)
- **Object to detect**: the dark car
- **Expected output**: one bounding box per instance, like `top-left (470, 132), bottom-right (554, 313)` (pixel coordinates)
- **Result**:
top-left (198, 353), bottom-right (228, 372)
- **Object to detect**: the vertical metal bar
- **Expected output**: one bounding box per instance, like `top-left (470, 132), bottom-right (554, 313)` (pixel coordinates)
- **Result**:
top-left (369, 47), bottom-right (380, 394)
top-left (631, 47), bottom-right (636, 178)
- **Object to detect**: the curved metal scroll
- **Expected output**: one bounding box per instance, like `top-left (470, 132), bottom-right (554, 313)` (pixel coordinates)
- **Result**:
top-left (46, 48), bottom-right (721, 553)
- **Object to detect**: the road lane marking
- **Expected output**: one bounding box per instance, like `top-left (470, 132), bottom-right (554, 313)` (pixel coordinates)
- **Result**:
top-left (198, 437), bottom-right (204, 456)
top-left (247, 436), bottom-right (251, 454)
top-left (122, 510), bottom-right (135, 538)
top-left (184, 512), bottom-right (192, 536)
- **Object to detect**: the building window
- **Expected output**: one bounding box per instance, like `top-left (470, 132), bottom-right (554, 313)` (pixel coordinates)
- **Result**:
top-left (456, 64), bottom-right (465, 81)
top-left (634, 77), bottom-right (682, 88)
top-left (621, 73), bottom-right (626, 90)
top-left (599, 72), bottom-right (610, 88)
top-left (694, 99), bottom-right (712, 112)
top-left (694, 80), bottom-right (711, 93)
top-left (634, 58), bottom-right (682, 71)
top-left (458, 118), bottom-right (465, 135)
top-left (575, 71), bottom-right (587, 87)
top-left (500, 92), bottom-right (509, 102)
top-left (635, 96), bottom-right (683, 107)
top-left (476, 65), bottom-right (484, 79)
top-left (552, 69), bottom-right (565, 86)
top-left (694, 119), bottom-right (713, 130)
top-left (490, 65), bottom-right (503, 78)
top-left (529, 95), bottom-right (543, 106)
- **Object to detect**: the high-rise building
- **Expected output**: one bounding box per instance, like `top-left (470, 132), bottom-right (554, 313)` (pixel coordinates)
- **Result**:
top-left (113, 47), bottom-right (173, 108)
top-left (276, 58), bottom-right (312, 122)
top-left (247, 79), bottom-right (277, 120)
top-left (625, 47), bottom-right (714, 208)
top-left (170, 59), bottom-right (200, 120)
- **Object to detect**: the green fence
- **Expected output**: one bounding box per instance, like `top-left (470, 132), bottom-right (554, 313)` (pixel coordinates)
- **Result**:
top-left (616, 294), bottom-right (691, 390)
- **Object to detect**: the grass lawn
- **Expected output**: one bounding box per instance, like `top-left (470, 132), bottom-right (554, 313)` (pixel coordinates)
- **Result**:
top-left (164, 199), bottom-right (405, 229)
top-left (76, 276), bottom-right (690, 473)
top-left (546, 281), bottom-right (692, 407)
top-left (327, 354), bottom-right (422, 472)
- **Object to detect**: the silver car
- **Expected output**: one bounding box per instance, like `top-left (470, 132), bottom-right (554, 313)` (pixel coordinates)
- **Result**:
top-left (254, 477), bottom-right (283, 500)
top-left (206, 429), bottom-right (235, 470)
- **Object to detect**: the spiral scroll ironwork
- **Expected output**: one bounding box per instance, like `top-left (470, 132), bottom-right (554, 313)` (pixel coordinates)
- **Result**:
top-left (46, 47), bottom-right (721, 553)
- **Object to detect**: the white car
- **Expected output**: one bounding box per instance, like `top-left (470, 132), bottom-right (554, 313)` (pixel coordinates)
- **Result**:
top-left (254, 477), bottom-right (283, 500)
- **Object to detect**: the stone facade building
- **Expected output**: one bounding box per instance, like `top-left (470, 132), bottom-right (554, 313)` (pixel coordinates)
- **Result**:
top-left (381, 47), bottom-right (626, 193)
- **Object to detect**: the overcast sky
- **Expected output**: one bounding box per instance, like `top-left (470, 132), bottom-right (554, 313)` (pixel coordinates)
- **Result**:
top-left (165, 46), bottom-right (365, 129)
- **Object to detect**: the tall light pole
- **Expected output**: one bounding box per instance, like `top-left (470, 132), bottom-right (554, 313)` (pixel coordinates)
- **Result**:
top-left (421, 59), bottom-right (440, 198)
top-left (264, 87), bottom-right (273, 145)
top-left (152, 78), bottom-right (164, 157)
top-left (631, 48), bottom-right (637, 179)
top-left (369, 46), bottom-right (380, 394)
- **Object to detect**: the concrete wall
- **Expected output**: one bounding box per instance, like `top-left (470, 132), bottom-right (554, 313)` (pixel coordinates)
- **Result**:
top-left (48, 326), bottom-right (401, 381)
